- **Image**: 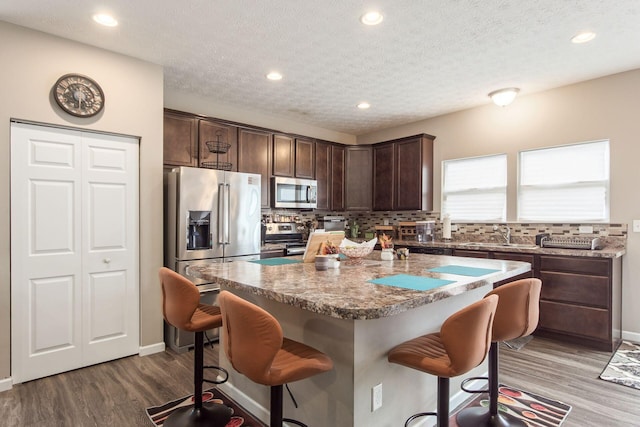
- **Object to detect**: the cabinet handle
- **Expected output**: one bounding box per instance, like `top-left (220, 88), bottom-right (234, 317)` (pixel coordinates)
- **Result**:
top-left (103, 258), bottom-right (111, 264)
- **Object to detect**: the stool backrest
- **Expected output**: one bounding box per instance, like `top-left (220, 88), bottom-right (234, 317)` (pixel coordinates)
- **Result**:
top-left (159, 267), bottom-right (200, 330)
top-left (487, 278), bottom-right (542, 341)
top-left (218, 291), bottom-right (284, 385)
top-left (441, 294), bottom-right (499, 376)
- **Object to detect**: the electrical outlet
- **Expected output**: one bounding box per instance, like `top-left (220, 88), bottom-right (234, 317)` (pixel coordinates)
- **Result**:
top-left (634, 220), bottom-right (640, 233)
top-left (372, 383), bottom-right (382, 411)
top-left (451, 224), bottom-right (459, 232)
top-left (579, 225), bottom-right (593, 234)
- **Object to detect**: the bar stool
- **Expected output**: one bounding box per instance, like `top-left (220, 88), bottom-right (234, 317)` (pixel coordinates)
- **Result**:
top-left (217, 290), bottom-right (334, 427)
top-left (159, 267), bottom-right (231, 427)
top-left (456, 278), bottom-right (542, 427)
top-left (388, 295), bottom-right (499, 427)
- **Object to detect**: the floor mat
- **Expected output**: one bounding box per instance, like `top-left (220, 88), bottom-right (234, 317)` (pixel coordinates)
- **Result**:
top-left (146, 388), bottom-right (266, 427)
top-left (599, 340), bottom-right (640, 390)
top-left (451, 384), bottom-right (571, 427)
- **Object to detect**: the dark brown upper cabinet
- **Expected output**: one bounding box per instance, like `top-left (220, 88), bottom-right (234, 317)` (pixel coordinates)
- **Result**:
top-left (372, 134), bottom-right (435, 211)
top-left (315, 141), bottom-right (332, 211)
top-left (294, 138), bottom-right (315, 179)
top-left (198, 119), bottom-right (238, 171)
top-left (331, 145), bottom-right (346, 211)
top-left (345, 146), bottom-right (372, 211)
top-left (163, 111), bottom-right (197, 167)
top-left (237, 128), bottom-right (272, 208)
top-left (272, 134), bottom-right (295, 177)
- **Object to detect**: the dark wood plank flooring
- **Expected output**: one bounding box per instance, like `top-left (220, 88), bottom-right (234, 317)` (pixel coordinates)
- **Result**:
top-left (0, 337), bottom-right (638, 426)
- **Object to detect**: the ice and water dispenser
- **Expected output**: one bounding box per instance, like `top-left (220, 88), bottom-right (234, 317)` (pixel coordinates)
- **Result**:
top-left (187, 211), bottom-right (212, 250)
top-left (416, 220), bottom-right (435, 242)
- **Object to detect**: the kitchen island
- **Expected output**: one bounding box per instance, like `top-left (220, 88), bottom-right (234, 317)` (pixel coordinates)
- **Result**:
top-left (188, 253), bottom-right (530, 427)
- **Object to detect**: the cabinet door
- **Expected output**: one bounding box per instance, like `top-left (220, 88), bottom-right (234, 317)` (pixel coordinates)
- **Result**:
top-left (373, 143), bottom-right (395, 211)
top-left (491, 252), bottom-right (535, 286)
top-left (345, 146), bottom-right (372, 211)
top-left (395, 136), bottom-right (434, 211)
top-left (331, 145), bottom-right (345, 211)
top-left (238, 128), bottom-right (272, 208)
top-left (198, 120), bottom-right (238, 171)
top-left (163, 111), bottom-right (197, 167)
top-left (315, 141), bottom-right (331, 210)
top-left (273, 134), bottom-right (294, 177)
top-left (295, 138), bottom-right (315, 179)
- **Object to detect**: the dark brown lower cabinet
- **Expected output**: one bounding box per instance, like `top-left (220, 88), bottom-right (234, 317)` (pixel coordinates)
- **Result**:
top-left (451, 249), bottom-right (621, 351)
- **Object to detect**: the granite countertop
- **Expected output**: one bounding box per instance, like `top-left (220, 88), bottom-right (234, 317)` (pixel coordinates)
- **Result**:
top-left (187, 253), bottom-right (530, 320)
top-left (393, 239), bottom-right (625, 258)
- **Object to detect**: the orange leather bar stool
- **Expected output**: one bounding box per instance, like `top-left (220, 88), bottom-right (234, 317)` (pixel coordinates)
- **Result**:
top-left (218, 290), bottom-right (334, 427)
top-left (388, 295), bottom-right (499, 427)
top-left (456, 278), bottom-right (542, 427)
top-left (159, 267), bottom-right (231, 427)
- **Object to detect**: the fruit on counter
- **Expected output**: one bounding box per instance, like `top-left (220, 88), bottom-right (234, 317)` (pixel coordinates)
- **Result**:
top-left (319, 240), bottom-right (340, 255)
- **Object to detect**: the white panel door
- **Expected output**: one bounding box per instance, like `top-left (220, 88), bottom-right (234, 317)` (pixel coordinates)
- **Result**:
top-left (11, 123), bottom-right (139, 383)
top-left (81, 132), bottom-right (139, 365)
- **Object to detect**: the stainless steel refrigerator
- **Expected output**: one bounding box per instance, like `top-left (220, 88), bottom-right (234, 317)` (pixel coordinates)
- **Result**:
top-left (164, 166), bottom-right (261, 352)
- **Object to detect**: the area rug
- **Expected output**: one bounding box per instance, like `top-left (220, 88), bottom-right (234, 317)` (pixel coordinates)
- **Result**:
top-left (599, 340), bottom-right (640, 390)
top-left (451, 384), bottom-right (572, 427)
top-left (146, 388), bottom-right (266, 427)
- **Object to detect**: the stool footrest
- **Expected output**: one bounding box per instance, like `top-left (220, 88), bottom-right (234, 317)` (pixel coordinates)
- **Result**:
top-left (460, 376), bottom-right (488, 394)
top-left (203, 365), bottom-right (229, 385)
top-left (405, 411), bottom-right (436, 427)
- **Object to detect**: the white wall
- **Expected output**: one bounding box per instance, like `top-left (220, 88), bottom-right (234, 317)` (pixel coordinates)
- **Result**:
top-left (359, 69), bottom-right (640, 339)
top-left (164, 88), bottom-right (357, 145)
top-left (0, 21), bottom-right (165, 380)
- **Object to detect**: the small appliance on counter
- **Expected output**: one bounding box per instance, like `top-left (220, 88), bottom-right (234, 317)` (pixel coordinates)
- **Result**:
top-left (322, 215), bottom-right (347, 232)
top-left (416, 220), bottom-right (435, 242)
top-left (540, 236), bottom-right (602, 250)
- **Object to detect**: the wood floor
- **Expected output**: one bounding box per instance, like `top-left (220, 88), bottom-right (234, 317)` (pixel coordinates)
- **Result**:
top-left (0, 337), bottom-right (638, 426)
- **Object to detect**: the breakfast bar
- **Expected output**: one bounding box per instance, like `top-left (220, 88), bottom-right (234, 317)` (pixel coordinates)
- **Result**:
top-left (188, 253), bottom-right (531, 427)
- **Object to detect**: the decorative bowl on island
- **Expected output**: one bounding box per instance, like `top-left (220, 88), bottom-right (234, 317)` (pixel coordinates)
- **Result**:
top-left (339, 238), bottom-right (377, 265)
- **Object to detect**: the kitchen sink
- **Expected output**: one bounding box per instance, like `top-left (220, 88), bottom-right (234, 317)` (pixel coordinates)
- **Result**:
top-left (458, 242), bottom-right (539, 249)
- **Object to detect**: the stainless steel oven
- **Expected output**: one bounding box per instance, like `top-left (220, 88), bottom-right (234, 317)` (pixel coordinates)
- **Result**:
top-left (264, 222), bottom-right (306, 256)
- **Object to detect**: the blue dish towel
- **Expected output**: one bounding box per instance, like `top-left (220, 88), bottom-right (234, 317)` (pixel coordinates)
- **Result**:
top-left (368, 274), bottom-right (455, 291)
top-left (249, 258), bottom-right (302, 266)
top-left (428, 265), bottom-right (500, 277)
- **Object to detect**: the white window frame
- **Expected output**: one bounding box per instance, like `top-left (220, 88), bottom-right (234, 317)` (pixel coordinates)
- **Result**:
top-left (517, 140), bottom-right (610, 222)
top-left (441, 154), bottom-right (507, 222)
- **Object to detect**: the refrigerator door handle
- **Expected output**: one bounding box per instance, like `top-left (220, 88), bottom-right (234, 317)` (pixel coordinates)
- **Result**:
top-left (218, 183), bottom-right (225, 244)
top-left (224, 183), bottom-right (231, 244)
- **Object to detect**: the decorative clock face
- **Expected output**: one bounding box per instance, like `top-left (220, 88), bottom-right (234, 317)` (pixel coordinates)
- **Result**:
top-left (53, 74), bottom-right (105, 117)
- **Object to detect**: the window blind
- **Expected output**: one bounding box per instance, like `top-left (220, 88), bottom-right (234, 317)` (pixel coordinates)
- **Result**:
top-left (518, 140), bottom-right (609, 221)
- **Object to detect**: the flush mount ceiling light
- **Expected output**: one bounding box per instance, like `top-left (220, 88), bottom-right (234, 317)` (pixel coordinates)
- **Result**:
top-left (357, 102), bottom-right (371, 109)
top-left (266, 71), bottom-right (283, 81)
top-left (360, 11), bottom-right (383, 26)
top-left (92, 13), bottom-right (118, 27)
top-left (488, 88), bottom-right (520, 107)
top-left (571, 31), bottom-right (596, 44)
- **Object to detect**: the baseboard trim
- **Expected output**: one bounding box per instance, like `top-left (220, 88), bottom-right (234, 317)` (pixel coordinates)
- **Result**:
top-left (219, 382), bottom-right (269, 425)
top-left (139, 341), bottom-right (165, 357)
top-left (0, 377), bottom-right (13, 393)
top-left (622, 330), bottom-right (640, 343)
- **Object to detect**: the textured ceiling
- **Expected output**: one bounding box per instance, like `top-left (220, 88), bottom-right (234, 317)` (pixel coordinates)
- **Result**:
top-left (2, 1), bottom-right (640, 135)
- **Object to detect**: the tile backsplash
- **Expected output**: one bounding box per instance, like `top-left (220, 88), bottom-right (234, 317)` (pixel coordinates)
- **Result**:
top-left (267, 209), bottom-right (627, 248)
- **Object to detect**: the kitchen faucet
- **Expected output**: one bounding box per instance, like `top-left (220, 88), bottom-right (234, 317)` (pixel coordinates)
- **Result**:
top-left (493, 224), bottom-right (511, 244)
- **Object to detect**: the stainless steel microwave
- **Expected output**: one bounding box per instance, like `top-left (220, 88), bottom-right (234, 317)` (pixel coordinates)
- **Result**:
top-left (272, 177), bottom-right (317, 209)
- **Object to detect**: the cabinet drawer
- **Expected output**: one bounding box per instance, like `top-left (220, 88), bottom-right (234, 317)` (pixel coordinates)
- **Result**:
top-left (539, 301), bottom-right (610, 341)
top-left (493, 252), bottom-right (535, 264)
top-left (453, 250), bottom-right (490, 258)
top-left (539, 271), bottom-right (609, 308)
top-left (539, 255), bottom-right (609, 276)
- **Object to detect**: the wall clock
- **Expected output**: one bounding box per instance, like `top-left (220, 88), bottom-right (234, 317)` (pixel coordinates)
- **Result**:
top-left (53, 74), bottom-right (105, 117)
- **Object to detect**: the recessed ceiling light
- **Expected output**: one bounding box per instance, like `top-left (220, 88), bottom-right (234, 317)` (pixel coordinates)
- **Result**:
top-left (360, 11), bottom-right (383, 26)
top-left (571, 31), bottom-right (596, 44)
top-left (266, 72), bottom-right (283, 81)
top-left (93, 13), bottom-right (118, 27)
top-left (357, 102), bottom-right (371, 109)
